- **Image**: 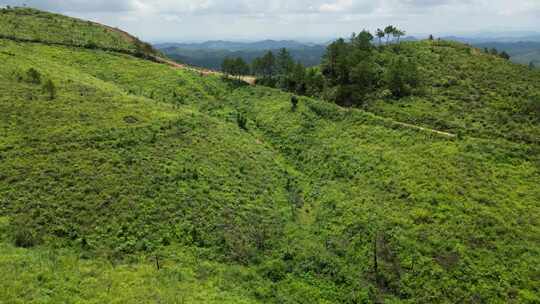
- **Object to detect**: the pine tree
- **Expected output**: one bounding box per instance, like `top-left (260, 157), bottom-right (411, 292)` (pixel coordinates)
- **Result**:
top-left (385, 56), bottom-right (420, 98)
top-left (352, 30), bottom-right (374, 51)
top-left (233, 57), bottom-right (249, 78)
top-left (291, 62), bottom-right (306, 94)
top-left (251, 57), bottom-right (264, 76)
top-left (393, 28), bottom-right (406, 43)
top-left (321, 38), bottom-right (350, 86)
top-left (499, 51), bottom-right (511, 60)
top-left (376, 29), bottom-right (385, 46)
top-left (304, 68), bottom-right (324, 97)
top-left (276, 48), bottom-right (294, 76)
top-left (261, 51), bottom-right (276, 78)
top-left (384, 25), bottom-right (395, 45)
top-left (42, 79), bottom-right (56, 100)
top-left (221, 57), bottom-right (234, 76)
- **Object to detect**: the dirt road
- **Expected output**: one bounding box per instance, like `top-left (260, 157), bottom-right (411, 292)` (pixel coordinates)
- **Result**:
top-left (153, 56), bottom-right (256, 85)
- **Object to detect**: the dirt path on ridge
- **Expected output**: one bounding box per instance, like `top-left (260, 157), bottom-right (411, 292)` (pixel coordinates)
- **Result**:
top-left (152, 56), bottom-right (256, 85)
top-left (393, 121), bottom-right (457, 138)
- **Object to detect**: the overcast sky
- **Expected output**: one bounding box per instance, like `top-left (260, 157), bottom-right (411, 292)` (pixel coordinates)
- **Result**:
top-left (1, 0), bottom-right (539, 42)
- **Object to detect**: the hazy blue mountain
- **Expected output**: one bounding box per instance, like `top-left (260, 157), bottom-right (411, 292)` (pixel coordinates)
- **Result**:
top-left (155, 40), bottom-right (322, 51)
top-left (156, 40), bottom-right (327, 70)
top-left (441, 34), bottom-right (540, 43)
top-left (434, 33), bottom-right (540, 66)
top-left (472, 41), bottom-right (540, 65)
top-left (157, 34), bottom-right (540, 71)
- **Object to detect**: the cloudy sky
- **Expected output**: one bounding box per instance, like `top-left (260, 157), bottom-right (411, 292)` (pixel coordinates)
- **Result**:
top-left (1, 0), bottom-right (539, 42)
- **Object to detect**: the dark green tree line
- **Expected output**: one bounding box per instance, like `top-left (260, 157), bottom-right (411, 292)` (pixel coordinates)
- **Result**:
top-left (250, 26), bottom-right (419, 107)
top-left (222, 57), bottom-right (250, 79)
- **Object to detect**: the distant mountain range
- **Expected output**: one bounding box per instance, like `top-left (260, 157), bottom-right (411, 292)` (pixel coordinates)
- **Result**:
top-left (443, 36), bottom-right (540, 66)
top-left (471, 41), bottom-right (540, 65)
top-left (440, 33), bottom-right (540, 43)
top-left (154, 40), bottom-right (323, 51)
top-left (156, 40), bottom-right (327, 70)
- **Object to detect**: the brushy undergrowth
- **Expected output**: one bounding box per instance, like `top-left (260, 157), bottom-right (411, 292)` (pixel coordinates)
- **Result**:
top-left (0, 9), bottom-right (539, 304)
top-left (0, 7), bottom-right (158, 56)
top-left (366, 40), bottom-right (540, 144)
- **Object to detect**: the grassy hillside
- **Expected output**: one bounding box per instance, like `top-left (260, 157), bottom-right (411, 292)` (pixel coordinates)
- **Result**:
top-left (0, 37), bottom-right (291, 302)
top-left (0, 8), bottom-right (539, 304)
top-left (0, 7), bottom-right (157, 55)
top-left (193, 87), bottom-right (539, 303)
top-left (474, 41), bottom-right (540, 66)
top-left (365, 41), bottom-right (540, 144)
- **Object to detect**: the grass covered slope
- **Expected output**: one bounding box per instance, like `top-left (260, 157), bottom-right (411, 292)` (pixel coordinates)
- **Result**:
top-left (0, 37), bottom-right (293, 256)
top-left (0, 7), bottom-right (156, 55)
top-left (193, 87), bottom-right (540, 303)
top-left (0, 8), bottom-right (539, 303)
top-left (0, 37), bottom-right (294, 303)
top-left (0, 239), bottom-right (262, 303)
top-left (367, 41), bottom-right (540, 144)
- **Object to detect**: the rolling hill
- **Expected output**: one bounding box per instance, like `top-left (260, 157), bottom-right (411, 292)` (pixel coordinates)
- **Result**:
top-left (0, 7), bottom-right (539, 304)
top-left (473, 41), bottom-right (540, 66)
top-left (363, 40), bottom-right (540, 144)
top-left (0, 7), bottom-right (159, 56)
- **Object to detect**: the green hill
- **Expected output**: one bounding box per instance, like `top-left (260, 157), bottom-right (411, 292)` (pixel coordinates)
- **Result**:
top-left (364, 41), bottom-right (540, 144)
top-left (0, 8), bottom-right (539, 304)
top-left (474, 41), bottom-right (540, 66)
top-left (0, 7), bottom-right (158, 56)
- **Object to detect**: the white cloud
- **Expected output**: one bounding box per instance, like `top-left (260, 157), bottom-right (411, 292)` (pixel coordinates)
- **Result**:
top-left (0, 0), bottom-right (134, 12)
top-left (1, 0), bottom-right (539, 41)
top-left (319, 0), bottom-right (354, 13)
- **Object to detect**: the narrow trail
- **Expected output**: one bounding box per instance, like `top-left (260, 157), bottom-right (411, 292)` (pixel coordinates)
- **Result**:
top-left (152, 56), bottom-right (257, 85)
top-left (149, 55), bottom-right (457, 138)
top-left (154, 56), bottom-right (455, 138)
top-left (92, 21), bottom-right (257, 85)
top-left (0, 33), bottom-right (453, 137)
top-left (392, 121), bottom-right (457, 138)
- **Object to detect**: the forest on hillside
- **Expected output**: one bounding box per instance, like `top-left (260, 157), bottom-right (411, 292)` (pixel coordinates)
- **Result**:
top-left (221, 27), bottom-right (527, 109)
top-left (158, 37), bottom-right (540, 72)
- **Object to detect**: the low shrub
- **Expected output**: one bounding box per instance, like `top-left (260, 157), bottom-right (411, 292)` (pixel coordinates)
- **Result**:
top-left (26, 67), bottom-right (41, 84)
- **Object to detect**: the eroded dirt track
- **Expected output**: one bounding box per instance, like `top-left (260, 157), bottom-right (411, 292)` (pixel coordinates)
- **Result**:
top-left (152, 56), bottom-right (256, 85)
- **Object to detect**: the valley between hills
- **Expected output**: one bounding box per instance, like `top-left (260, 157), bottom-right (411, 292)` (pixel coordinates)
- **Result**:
top-left (0, 7), bottom-right (539, 304)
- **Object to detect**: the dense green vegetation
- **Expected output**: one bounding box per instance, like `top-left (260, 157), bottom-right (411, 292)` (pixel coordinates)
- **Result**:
top-left (0, 7), bottom-right (158, 56)
top-left (0, 37), bottom-right (289, 303)
top-left (365, 40), bottom-right (540, 144)
top-left (474, 41), bottom-right (540, 67)
top-left (222, 57), bottom-right (251, 79)
top-left (0, 8), bottom-right (539, 303)
top-left (248, 32), bottom-right (540, 145)
top-left (248, 28), bottom-right (422, 105)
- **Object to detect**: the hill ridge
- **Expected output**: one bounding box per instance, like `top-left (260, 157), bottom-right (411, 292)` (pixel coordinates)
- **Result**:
top-left (0, 7), bottom-right (253, 82)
